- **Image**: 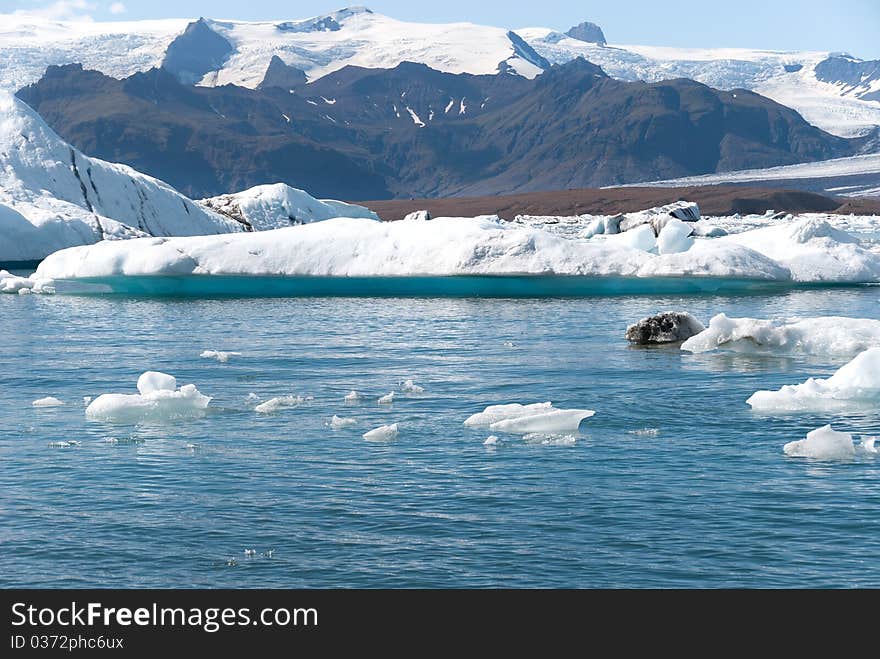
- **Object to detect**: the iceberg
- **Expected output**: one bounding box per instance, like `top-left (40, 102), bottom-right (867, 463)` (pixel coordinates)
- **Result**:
top-left (377, 391), bottom-right (396, 405)
top-left (254, 395), bottom-right (311, 414)
top-left (32, 396), bottom-right (64, 407)
top-left (0, 93), bottom-right (243, 262)
top-left (85, 371), bottom-right (211, 423)
top-left (747, 347), bottom-right (880, 411)
top-left (344, 390), bottom-right (364, 403)
top-left (198, 183), bottom-right (379, 231)
top-left (328, 415), bottom-right (357, 429)
top-left (400, 379), bottom-right (425, 393)
top-left (683, 314), bottom-right (880, 357)
top-left (363, 423), bottom-right (399, 441)
top-left (200, 349), bottom-right (242, 363)
top-left (783, 425), bottom-right (855, 459)
top-left (489, 409), bottom-right (595, 434)
top-left (464, 402), bottom-right (554, 427)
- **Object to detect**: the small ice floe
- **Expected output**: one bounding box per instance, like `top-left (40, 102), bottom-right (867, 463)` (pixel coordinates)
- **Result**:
top-left (262, 549), bottom-right (275, 558)
top-left (48, 440), bottom-right (80, 448)
top-left (466, 402), bottom-right (594, 434)
top-left (863, 437), bottom-right (878, 453)
top-left (483, 435), bottom-right (499, 446)
top-left (32, 396), bottom-right (64, 407)
top-left (102, 437), bottom-right (119, 444)
top-left (783, 425), bottom-right (855, 460)
top-left (628, 428), bottom-right (660, 437)
top-left (523, 432), bottom-right (577, 446)
top-left (503, 341), bottom-right (516, 348)
top-left (363, 423), bottom-right (399, 441)
top-left (85, 371), bottom-right (211, 423)
top-left (747, 347), bottom-right (880, 412)
top-left (328, 415), bottom-right (357, 429)
top-left (625, 312), bottom-right (704, 345)
top-left (400, 379), bottom-right (424, 394)
top-left (83, 396), bottom-right (92, 406)
top-left (254, 395), bottom-right (312, 414)
top-left (200, 350), bottom-right (242, 363)
top-left (226, 557), bottom-right (238, 567)
top-left (244, 548), bottom-right (256, 557)
top-left (184, 443), bottom-right (199, 451)
top-left (377, 391), bottom-right (396, 405)
top-left (344, 390), bottom-right (364, 403)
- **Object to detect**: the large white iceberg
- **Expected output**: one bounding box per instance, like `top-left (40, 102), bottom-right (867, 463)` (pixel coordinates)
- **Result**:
top-left (85, 370), bottom-right (211, 422)
top-left (0, 92), bottom-right (244, 262)
top-left (683, 314), bottom-right (880, 357)
top-left (747, 347), bottom-right (880, 411)
top-left (198, 183), bottom-right (379, 231)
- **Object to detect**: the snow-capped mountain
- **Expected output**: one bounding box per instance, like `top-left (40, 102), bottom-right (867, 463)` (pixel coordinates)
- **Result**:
top-left (0, 92), bottom-right (244, 262)
top-left (519, 29), bottom-right (880, 139)
top-left (1, 7), bottom-right (879, 140)
top-left (199, 183), bottom-right (379, 231)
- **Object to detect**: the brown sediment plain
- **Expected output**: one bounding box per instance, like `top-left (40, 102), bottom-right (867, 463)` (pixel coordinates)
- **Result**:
top-left (360, 185), bottom-right (880, 221)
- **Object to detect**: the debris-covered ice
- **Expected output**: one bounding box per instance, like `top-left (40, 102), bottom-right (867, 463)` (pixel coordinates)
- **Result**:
top-left (85, 371), bottom-right (211, 423)
top-left (625, 312), bottom-right (705, 344)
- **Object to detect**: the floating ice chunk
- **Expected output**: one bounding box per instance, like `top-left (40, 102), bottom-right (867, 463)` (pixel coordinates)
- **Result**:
top-left (103, 437), bottom-right (119, 444)
top-left (244, 548), bottom-right (256, 557)
top-left (503, 341), bottom-right (515, 348)
top-left (344, 390), bottom-right (364, 403)
top-left (628, 428), bottom-right (659, 437)
top-left (1, 270), bottom-right (53, 294)
top-left (400, 379), bottom-right (424, 393)
top-left (32, 396), bottom-right (63, 407)
top-left (483, 435), bottom-right (499, 446)
top-left (255, 395), bottom-right (311, 414)
top-left (86, 371), bottom-right (211, 423)
top-left (783, 425), bottom-right (855, 459)
top-left (83, 396), bottom-right (92, 406)
top-left (200, 350), bottom-right (242, 363)
top-left (464, 402), bottom-right (554, 427)
top-left (863, 437), bottom-right (878, 453)
top-left (363, 423), bottom-right (399, 441)
top-left (523, 432), bottom-right (577, 446)
top-left (747, 347), bottom-right (880, 411)
top-left (682, 313), bottom-right (880, 357)
top-left (489, 409), bottom-right (595, 434)
top-left (137, 371), bottom-right (177, 395)
top-left (48, 440), bottom-right (80, 448)
top-left (328, 415), bottom-right (357, 429)
top-left (377, 391), bottom-right (396, 405)
top-left (656, 218), bottom-right (695, 254)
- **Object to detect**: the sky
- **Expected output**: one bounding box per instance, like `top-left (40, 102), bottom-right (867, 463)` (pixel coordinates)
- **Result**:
top-left (3, 0), bottom-right (879, 58)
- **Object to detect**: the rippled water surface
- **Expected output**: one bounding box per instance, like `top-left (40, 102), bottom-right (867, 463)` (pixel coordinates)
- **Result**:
top-left (2, 287), bottom-right (879, 587)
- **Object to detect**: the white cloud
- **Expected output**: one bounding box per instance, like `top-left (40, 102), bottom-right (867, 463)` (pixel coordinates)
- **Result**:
top-left (12, 1), bottom-right (98, 21)
top-left (108, 2), bottom-right (126, 14)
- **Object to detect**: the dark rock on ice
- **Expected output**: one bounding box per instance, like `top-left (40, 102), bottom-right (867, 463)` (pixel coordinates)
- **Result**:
top-left (625, 312), bottom-right (705, 345)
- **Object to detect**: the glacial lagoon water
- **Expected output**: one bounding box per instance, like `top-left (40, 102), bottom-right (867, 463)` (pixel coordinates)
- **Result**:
top-left (2, 285), bottom-right (880, 588)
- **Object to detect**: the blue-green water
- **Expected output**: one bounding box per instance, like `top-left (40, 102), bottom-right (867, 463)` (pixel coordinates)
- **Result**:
top-left (1, 287), bottom-right (879, 587)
